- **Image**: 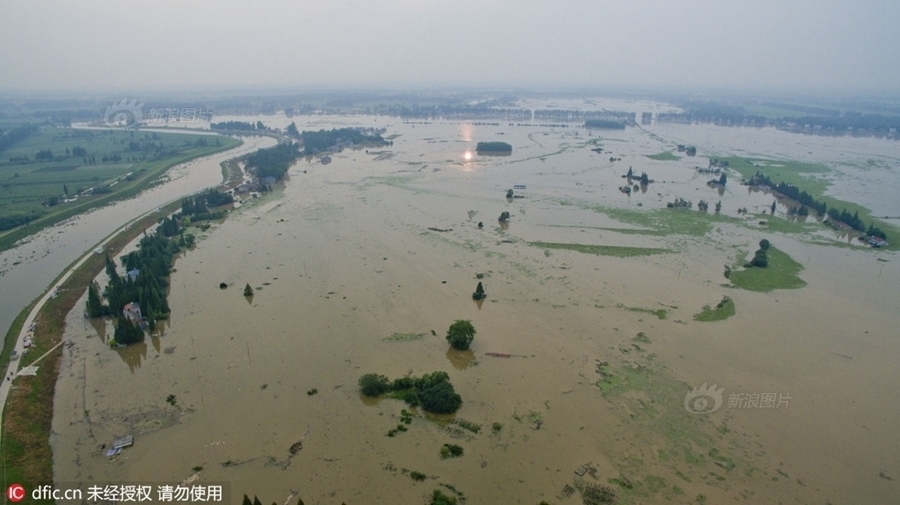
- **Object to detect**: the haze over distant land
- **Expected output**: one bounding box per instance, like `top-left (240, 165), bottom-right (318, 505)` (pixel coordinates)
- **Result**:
top-left (1, 0), bottom-right (898, 94)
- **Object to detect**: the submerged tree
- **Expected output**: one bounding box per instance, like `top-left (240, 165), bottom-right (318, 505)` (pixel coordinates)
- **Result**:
top-left (243, 283), bottom-right (254, 297)
top-left (358, 373), bottom-right (391, 396)
top-left (472, 281), bottom-right (485, 300)
top-left (113, 315), bottom-right (144, 345)
top-left (446, 320), bottom-right (476, 350)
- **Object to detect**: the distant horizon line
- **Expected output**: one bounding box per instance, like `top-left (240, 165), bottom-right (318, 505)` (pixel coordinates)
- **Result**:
top-left (2, 83), bottom-right (900, 102)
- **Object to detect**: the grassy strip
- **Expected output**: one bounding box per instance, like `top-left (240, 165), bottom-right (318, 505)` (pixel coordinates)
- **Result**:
top-left (0, 135), bottom-right (241, 253)
top-left (645, 151), bottom-right (681, 161)
top-left (529, 241), bottom-right (672, 257)
top-left (1, 202), bottom-right (179, 489)
top-left (693, 296), bottom-right (736, 322)
top-left (729, 247), bottom-right (806, 292)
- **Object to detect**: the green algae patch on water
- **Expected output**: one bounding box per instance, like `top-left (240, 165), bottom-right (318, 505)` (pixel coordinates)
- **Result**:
top-left (645, 151), bottom-right (681, 161)
top-left (383, 332), bottom-right (427, 342)
top-left (581, 205), bottom-right (744, 238)
top-left (621, 305), bottom-right (669, 320)
top-left (729, 247), bottom-right (806, 292)
top-left (529, 241), bottom-right (672, 257)
top-left (693, 296), bottom-right (736, 322)
top-left (594, 350), bottom-right (747, 503)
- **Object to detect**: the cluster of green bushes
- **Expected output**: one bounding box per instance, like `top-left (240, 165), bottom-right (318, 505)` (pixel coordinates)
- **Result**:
top-left (584, 119), bottom-right (626, 130)
top-left (475, 141), bottom-right (512, 153)
top-left (245, 142), bottom-right (300, 181)
top-left (211, 121), bottom-right (261, 131)
top-left (181, 188), bottom-right (234, 216)
top-left (358, 371), bottom-right (462, 414)
top-left (300, 127), bottom-right (385, 155)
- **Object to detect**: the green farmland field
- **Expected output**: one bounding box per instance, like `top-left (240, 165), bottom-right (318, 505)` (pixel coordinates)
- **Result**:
top-left (0, 126), bottom-right (240, 251)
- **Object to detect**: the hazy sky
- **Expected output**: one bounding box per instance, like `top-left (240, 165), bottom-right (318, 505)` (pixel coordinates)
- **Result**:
top-left (1, 0), bottom-right (898, 94)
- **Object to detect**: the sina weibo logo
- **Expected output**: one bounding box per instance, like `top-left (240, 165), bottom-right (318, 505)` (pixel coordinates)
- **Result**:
top-left (103, 98), bottom-right (144, 127)
top-left (683, 383), bottom-right (725, 414)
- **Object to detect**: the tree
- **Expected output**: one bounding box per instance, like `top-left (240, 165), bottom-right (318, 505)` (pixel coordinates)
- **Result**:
top-left (243, 283), bottom-right (254, 297)
top-left (113, 315), bottom-right (144, 345)
top-left (771, 200), bottom-right (777, 214)
top-left (715, 200), bottom-right (722, 213)
top-left (359, 373), bottom-right (391, 396)
top-left (86, 282), bottom-right (104, 318)
top-left (759, 239), bottom-right (770, 250)
top-left (419, 380), bottom-right (462, 414)
top-left (63, 184), bottom-right (69, 196)
top-left (472, 281), bottom-right (485, 300)
top-left (719, 173), bottom-right (727, 185)
top-left (286, 122), bottom-right (299, 137)
top-left (750, 249), bottom-right (768, 268)
top-left (446, 320), bottom-right (476, 350)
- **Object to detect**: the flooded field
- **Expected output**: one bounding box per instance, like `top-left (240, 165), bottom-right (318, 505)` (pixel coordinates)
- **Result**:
top-left (52, 101), bottom-right (900, 504)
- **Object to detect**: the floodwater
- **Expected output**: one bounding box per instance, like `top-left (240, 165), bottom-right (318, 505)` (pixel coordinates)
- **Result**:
top-left (0, 135), bottom-right (277, 342)
top-left (52, 102), bottom-right (900, 504)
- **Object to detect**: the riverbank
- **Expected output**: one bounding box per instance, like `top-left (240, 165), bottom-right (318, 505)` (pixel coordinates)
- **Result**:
top-left (0, 135), bottom-right (275, 492)
top-left (1, 200), bottom-right (180, 488)
top-left (0, 135), bottom-right (277, 370)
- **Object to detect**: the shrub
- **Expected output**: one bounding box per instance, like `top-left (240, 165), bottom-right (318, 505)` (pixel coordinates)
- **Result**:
top-left (392, 376), bottom-right (415, 390)
top-left (430, 489), bottom-right (457, 505)
top-left (359, 373), bottom-right (391, 396)
top-left (440, 444), bottom-right (464, 458)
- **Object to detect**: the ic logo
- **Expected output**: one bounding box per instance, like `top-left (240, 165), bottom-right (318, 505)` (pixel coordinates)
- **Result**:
top-left (7, 483), bottom-right (25, 503)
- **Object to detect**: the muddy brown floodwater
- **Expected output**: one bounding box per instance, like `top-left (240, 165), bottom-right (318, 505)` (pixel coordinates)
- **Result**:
top-left (53, 101), bottom-right (900, 504)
